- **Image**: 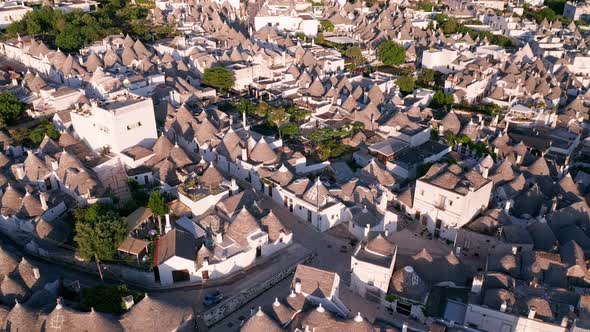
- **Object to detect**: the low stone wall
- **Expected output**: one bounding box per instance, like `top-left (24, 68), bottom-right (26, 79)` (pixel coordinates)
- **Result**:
top-left (200, 252), bottom-right (315, 327)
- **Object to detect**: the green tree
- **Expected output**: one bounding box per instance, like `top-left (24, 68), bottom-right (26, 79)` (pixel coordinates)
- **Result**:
top-left (0, 92), bottom-right (26, 127)
top-left (237, 98), bottom-right (256, 116)
top-left (286, 106), bottom-right (311, 123)
top-left (8, 128), bottom-right (30, 146)
top-left (80, 284), bottom-right (144, 314)
top-left (442, 17), bottom-right (458, 34)
top-left (343, 46), bottom-right (365, 65)
top-left (29, 119), bottom-right (60, 146)
top-left (377, 41), bottom-right (406, 66)
top-left (430, 90), bottom-right (454, 110)
top-left (396, 76), bottom-right (416, 94)
top-left (267, 107), bottom-right (289, 134)
top-left (74, 210), bottom-right (127, 261)
top-left (56, 24), bottom-right (86, 52)
top-left (418, 68), bottom-right (435, 87)
top-left (202, 66), bottom-right (235, 94)
top-left (544, 0), bottom-right (566, 14)
top-left (280, 123), bottom-right (299, 138)
top-left (255, 101), bottom-right (270, 118)
top-left (148, 190), bottom-right (168, 234)
top-left (320, 20), bottom-right (335, 32)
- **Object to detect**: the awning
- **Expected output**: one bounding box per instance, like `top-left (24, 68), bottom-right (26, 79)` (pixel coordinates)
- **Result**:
top-left (117, 236), bottom-right (149, 256)
top-left (125, 207), bottom-right (153, 231)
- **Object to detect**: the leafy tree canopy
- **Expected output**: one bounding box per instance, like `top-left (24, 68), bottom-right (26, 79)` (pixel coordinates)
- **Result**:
top-left (320, 20), bottom-right (335, 32)
top-left (29, 119), bottom-right (60, 145)
top-left (280, 123), bottom-right (299, 138)
top-left (74, 208), bottom-right (127, 261)
top-left (418, 68), bottom-right (435, 87)
top-left (442, 17), bottom-right (458, 34)
top-left (202, 66), bottom-right (235, 94)
top-left (430, 90), bottom-right (454, 110)
top-left (343, 46), bottom-right (366, 66)
top-left (266, 107), bottom-right (289, 129)
top-left (377, 41), bottom-right (406, 66)
top-left (0, 92), bottom-right (26, 128)
top-left (147, 190), bottom-right (168, 216)
top-left (2, 2), bottom-right (175, 52)
top-left (396, 76), bottom-right (416, 94)
top-left (80, 284), bottom-right (144, 314)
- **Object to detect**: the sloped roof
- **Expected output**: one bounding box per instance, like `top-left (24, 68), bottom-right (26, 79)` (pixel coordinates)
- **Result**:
top-left (154, 229), bottom-right (196, 265)
top-left (291, 264), bottom-right (337, 299)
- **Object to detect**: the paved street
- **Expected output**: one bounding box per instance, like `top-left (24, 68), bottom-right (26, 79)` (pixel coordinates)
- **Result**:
top-left (154, 242), bottom-right (308, 312)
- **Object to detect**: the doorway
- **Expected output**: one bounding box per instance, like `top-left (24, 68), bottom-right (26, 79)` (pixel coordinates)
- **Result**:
top-left (172, 269), bottom-right (190, 282)
top-left (435, 219), bottom-right (442, 238)
top-left (396, 302), bottom-right (412, 316)
top-left (256, 246), bottom-right (262, 257)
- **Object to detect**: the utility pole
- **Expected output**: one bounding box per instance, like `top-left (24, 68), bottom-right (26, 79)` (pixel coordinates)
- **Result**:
top-left (95, 254), bottom-right (104, 282)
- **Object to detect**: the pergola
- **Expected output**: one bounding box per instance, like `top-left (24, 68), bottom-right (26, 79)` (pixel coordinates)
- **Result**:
top-left (126, 207), bottom-right (154, 237)
top-left (117, 236), bottom-right (150, 263)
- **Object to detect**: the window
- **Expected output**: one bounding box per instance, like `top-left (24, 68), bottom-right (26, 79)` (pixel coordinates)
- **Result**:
top-left (449, 201), bottom-right (453, 206)
top-left (420, 190), bottom-right (425, 196)
top-left (127, 122), bottom-right (142, 130)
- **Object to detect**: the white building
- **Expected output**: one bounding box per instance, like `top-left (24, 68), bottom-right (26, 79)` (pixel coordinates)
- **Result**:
top-left (70, 97), bottom-right (157, 153)
top-left (291, 264), bottom-right (349, 316)
top-left (421, 48), bottom-right (460, 74)
top-left (412, 163), bottom-right (493, 240)
top-left (350, 234), bottom-right (397, 302)
top-left (54, 0), bottom-right (99, 13)
top-left (564, 1), bottom-right (590, 22)
top-left (0, 4), bottom-right (32, 29)
top-left (254, 1), bottom-right (319, 37)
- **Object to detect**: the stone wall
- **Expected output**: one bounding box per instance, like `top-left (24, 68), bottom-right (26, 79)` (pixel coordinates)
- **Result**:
top-left (200, 252), bottom-right (314, 327)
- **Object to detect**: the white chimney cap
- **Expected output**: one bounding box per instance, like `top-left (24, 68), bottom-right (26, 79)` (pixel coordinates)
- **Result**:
top-left (354, 312), bottom-right (363, 322)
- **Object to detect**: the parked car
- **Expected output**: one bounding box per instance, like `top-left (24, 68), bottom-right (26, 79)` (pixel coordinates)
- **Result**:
top-left (203, 290), bottom-right (223, 306)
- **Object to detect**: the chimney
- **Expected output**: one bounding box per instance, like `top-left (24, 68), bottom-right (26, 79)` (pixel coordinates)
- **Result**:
top-left (551, 196), bottom-right (558, 213)
top-left (32, 267), bottom-right (40, 279)
top-left (273, 298), bottom-right (280, 307)
top-left (40, 193), bottom-right (48, 211)
top-left (51, 159), bottom-right (58, 170)
top-left (15, 164), bottom-right (25, 180)
top-left (516, 154), bottom-right (522, 165)
top-left (500, 300), bottom-right (508, 312)
top-left (482, 167), bottom-right (489, 179)
top-left (505, 200), bottom-right (512, 212)
top-left (354, 312), bottom-right (363, 322)
top-left (122, 295), bottom-right (134, 309)
top-left (216, 232), bottom-right (223, 243)
top-left (242, 110), bottom-right (248, 129)
top-left (402, 322), bottom-right (408, 332)
top-left (164, 214), bottom-right (171, 233)
top-left (364, 224), bottom-right (370, 237)
top-left (471, 273), bottom-right (484, 294)
top-left (528, 306), bottom-right (536, 320)
top-left (512, 246), bottom-right (519, 255)
top-left (241, 146), bottom-right (247, 161)
top-left (295, 281), bottom-right (302, 294)
top-left (455, 246), bottom-right (461, 256)
top-left (561, 316), bottom-right (569, 327)
top-left (384, 229), bottom-right (389, 237)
